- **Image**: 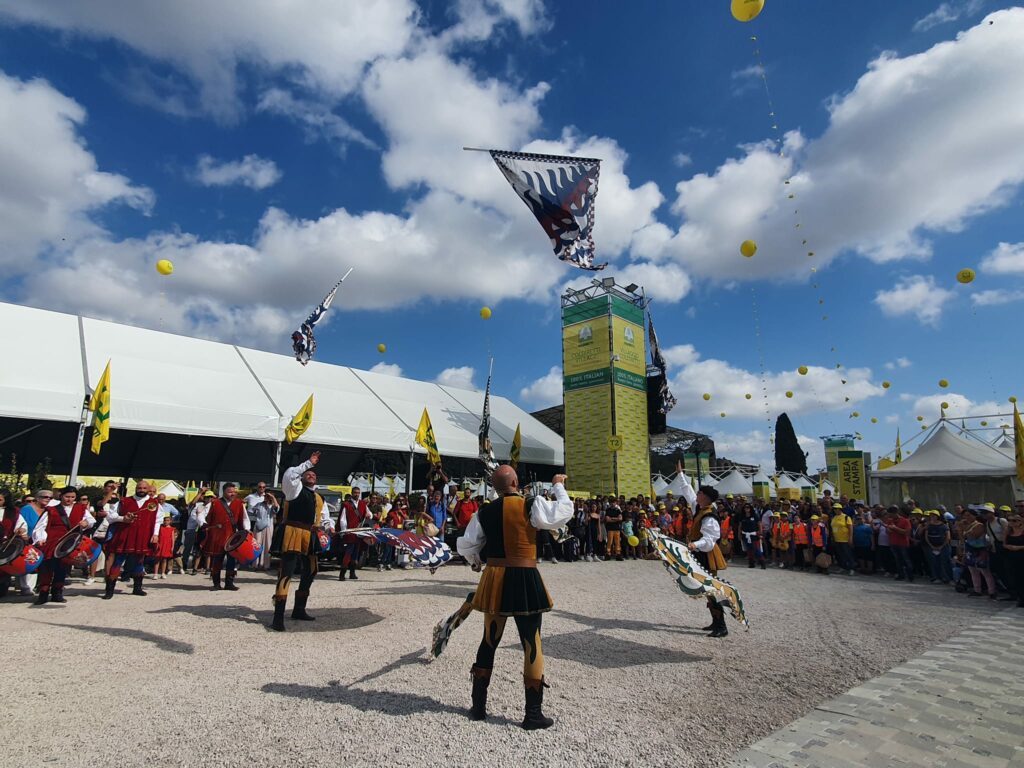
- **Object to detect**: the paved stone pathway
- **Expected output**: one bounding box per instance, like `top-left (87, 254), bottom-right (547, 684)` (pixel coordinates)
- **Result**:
top-left (731, 608), bottom-right (1024, 768)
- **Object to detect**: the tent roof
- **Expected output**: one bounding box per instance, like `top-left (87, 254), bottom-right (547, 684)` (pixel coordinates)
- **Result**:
top-left (713, 470), bottom-right (753, 496)
top-left (0, 301), bottom-right (563, 465)
top-left (874, 425), bottom-right (1014, 478)
top-left (776, 474), bottom-right (802, 489)
top-left (751, 468), bottom-right (772, 484)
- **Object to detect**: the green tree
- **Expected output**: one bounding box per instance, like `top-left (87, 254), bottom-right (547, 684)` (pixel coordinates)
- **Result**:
top-left (774, 413), bottom-right (807, 475)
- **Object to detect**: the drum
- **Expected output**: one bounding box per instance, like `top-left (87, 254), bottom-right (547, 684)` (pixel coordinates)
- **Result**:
top-left (316, 529), bottom-right (331, 553)
top-left (0, 537), bottom-right (44, 576)
top-left (54, 531), bottom-right (102, 567)
top-left (224, 530), bottom-right (262, 566)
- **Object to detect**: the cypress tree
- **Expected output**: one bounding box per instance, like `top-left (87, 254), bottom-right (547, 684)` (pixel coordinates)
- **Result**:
top-left (774, 413), bottom-right (807, 475)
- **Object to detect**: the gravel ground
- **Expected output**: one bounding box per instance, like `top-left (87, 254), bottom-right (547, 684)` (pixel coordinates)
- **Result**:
top-left (0, 560), bottom-right (1003, 768)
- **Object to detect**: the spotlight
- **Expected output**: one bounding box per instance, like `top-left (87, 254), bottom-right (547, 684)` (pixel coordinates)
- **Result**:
top-left (624, 283), bottom-right (639, 293)
top-left (601, 277), bottom-right (615, 288)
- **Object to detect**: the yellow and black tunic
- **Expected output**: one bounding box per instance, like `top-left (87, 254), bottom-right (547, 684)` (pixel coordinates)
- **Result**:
top-left (280, 486), bottom-right (325, 555)
top-left (471, 494), bottom-right (553, 616)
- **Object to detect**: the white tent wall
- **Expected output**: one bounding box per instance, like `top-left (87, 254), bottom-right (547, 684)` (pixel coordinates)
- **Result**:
top-left (713, 470), bottom-right (753, 496)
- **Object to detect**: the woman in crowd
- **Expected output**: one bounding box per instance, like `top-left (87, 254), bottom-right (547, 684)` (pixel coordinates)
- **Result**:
top-left (922, 510), bottom-right (953, 584)
top-left (1001, 509), bottom-right (1024, 607)
top-left (739, 504), bottom-right (765, 569)
top-left (852, 510), bottom-right (875, 574)
top-left (962, 507), bottom-right (997, 599)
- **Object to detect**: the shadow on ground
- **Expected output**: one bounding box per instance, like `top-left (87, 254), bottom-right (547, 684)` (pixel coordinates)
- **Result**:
top-left (17, 619), bottom-right (194, 654)
top-left (541, 629), bottom-right (711, 668)
top-left (147, 603), bottom-right (384, 632)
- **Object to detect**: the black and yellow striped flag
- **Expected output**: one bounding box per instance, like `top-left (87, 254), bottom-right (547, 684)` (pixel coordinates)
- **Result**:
top-left (88, 360), bottom-right (111, 454)
top-left (510, 423), bottom-right (522, 469)
top-left (285, 394), bottom-right (314, 444)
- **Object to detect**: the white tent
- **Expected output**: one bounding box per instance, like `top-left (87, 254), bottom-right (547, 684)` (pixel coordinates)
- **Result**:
top-left (750, 468), bottom-right (776, 498)
top-left (993, 433), bottom-right (1014, 451)
top-left (776, 474), bottom-right (801, 490)
top-left (819, 478), bottom-right (837, 496)
top-left (651, 474), bottom-right (669, 495)
top-left (0, 301), bottom-right (563, 476)
top-left (155, 480), bottom-right (185, 499)
top-left (872, 425), bottom-right (1020, 506)
top-left (662, 472), bottom-right (695, 499)
top-left (713, 469), bottom-right (753, 496)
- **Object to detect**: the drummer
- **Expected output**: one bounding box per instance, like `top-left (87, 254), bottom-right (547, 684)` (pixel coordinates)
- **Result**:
top-left (31, 486), bottom-right (94, 605)
top-left (0, 488), bottom-right (30, 599)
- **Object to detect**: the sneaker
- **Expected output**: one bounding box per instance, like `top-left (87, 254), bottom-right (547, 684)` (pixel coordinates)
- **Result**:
top-left (848, 570), bottom-right (855, 576)
top-left (377, 565), bottom-right (384, 572)
top-left (85, 577), bottom-right (96, 585)
top-left (385, 564), bottom-right (392, 571)
top-left (550, 558), bottom-right (559, 564)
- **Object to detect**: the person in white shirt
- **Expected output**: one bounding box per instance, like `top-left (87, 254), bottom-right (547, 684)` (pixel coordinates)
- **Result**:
top-left (32, 486), bottom-right (95, 604)
top-left (249, 490), bottom-right (279, 571)
top-left (687, 485), bottom-right (729, 638)
top-left (245, 482), bottom-right (268, 523)
top-left (0, 488), bottom-right (29, 599)
top-left (456, 467), bottom-right (573, 730)
top-left (271, 452), bottom-right (333, 632)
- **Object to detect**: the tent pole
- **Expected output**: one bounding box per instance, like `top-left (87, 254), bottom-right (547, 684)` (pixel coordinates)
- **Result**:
top-left (272, 441), bottom-right (282, 486)
top-left (69, 396), bottom-right (92, 486)
top-left (407, 449), bottom-right (414, 494)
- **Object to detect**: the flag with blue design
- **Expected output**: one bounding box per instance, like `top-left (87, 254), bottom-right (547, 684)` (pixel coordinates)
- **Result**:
top-left (478, 362), bottom-right (498, 476)
top-left (490, 149), bottom-right (605, 271)
top-left (647, 313), bottom-right (677, 414)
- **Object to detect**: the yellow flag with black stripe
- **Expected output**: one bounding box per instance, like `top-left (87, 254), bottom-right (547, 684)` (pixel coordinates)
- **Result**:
top-left (285, 394), bottom-right (314, 444)
top-left (510, 423), bottom-right (522, 469)
top-left (88, 360), bottom-right (111, 454)
top-left (415, 408), bottom-right (441, 466)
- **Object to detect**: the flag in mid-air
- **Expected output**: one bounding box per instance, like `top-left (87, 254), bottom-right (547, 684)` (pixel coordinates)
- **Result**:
top-left (416, 408), bottom-right (442, 466)
top-left (489, 149), bottom-right (605, 271)
top-left (648, 313), bottom-right (677, 414)
top-left (88, 359), bottom-right (112, 454)
top-left (478, 366), bottom-right (498, 475)
top-left (1014, 404), bottom-right (1024, 483)
top-left (285, 394), bottom-right (314, 444)
top-left (292, 267), bottom-right (353, 365)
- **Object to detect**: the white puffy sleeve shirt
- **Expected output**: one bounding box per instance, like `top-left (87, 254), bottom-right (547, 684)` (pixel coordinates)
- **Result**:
top-left (690, 512), bottom-right (721, 553)
top-left (457, 484), bottom-right (574, 566)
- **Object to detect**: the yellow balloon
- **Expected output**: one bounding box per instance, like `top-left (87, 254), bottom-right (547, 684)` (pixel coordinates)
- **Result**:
top-left (851, 411), bottom-right (860, 418)
top-left (702, 393), bottom-right (711, 401)
top-left (916, 415), bottom-right (924, 421)
top-left (627, 535), bottom-right (640, 548)
top-left (871, 417), bottom-right (878, 423)
top-left (479, 307), bottom-right (492, 320)
top-left (740, 240), bottom-right (758, 258)
top-left (720, 412), bottom-right (727, 418)
top-left (922, 424), bottom-right (928, 430)
top-left (731, 0), bottom-right (765, 22)
top-left (882, 381), bottom-right (891, 389)
top-left (798, 366), bottom-right (808, 375)
top-left (1010, 396), bottom-right (1018, 404)
top-left (744, 393), bottom-right (752, 399)
top-left (940, 401), bottom-right (949, 410)
top-left (785, 391), bottom-right (793, 398)
top-left (980, 421), bottom-right (988, 426)
top-left (956, 268), bottom-right (975, 284)
top-left (377, 343), bottom-right (386, 354)
top-left (155, 259), bottom-right (174, 276)
top-left (938, 379), bottom-right (949, 388)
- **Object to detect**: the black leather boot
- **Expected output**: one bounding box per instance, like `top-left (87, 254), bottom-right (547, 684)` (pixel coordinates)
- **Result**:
top-left (271, 598), bottom-right (286, 632)
top-left (132, 575), bottom-right (147, 596)
top-left (709, 613), bottom-right (729, 638)
top-left (348, 568), bottom-right (358, 580)
top-left (338, 569), bottom-right (346, 581)
top-left (34, 590), bottom-right (49, 605)
top-left (224, 571), bottom-right (239, 591)
top-left (291, 590), bottom-right (315, 621)
top-left (521, 677), bottom-right (554, 730)
top-left (102, 579), bottom-right (116, 600)
top-left (50, 587), bottom-right (67, 603)
top-left (211, 572), bottom-right (222, 590)
top-left (470, 666), bottom-right (491, 721)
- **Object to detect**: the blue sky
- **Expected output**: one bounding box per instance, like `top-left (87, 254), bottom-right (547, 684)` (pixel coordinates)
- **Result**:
top-left (1, 0), bottom-right (1022, 471)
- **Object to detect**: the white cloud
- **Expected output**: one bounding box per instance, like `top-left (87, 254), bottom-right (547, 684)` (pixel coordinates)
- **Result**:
top-left (0, 71), bottom-right (153, 271)
top-left (519, 365), bottom-right (562, 409)
top-left (668, 357), bottom-right (883, 420)
top-left (0, 0), bottom-right (419, 121)
top-left (256, 89), bottom-right (378, 151)
top-left (672, 152), bottom-right (692, 168)
top-left (730, 64), bottom-right (765, 95)
top-left (911, 392), bottom-right (1000, 419)
top-left (913, 0), bottom-right (986, 32)
top-left (436, 365), bottom-right (477, 391)
top-left (884, 357), bottom-right (913, 370)
top-left (885, 414), bottom-right (901, 424)
top-left (708, 429), bottom-right (823, 474)
top-left (874, 275), bottom-right (955, 326)
top-left (194, 154), bottom-right (282, 190)
top-left (439, 0), bottom-right (549, 45)
top-left (980, 241), bottom-right (1024, 275)
top-left (369, 362), bottom-right (403, 377)
top-left (972, 288), bottom-right (1024, 307)
top-left (647, 9), bottom-right (1024, 281)
top-left (661, 344), bottom-right (700, 369)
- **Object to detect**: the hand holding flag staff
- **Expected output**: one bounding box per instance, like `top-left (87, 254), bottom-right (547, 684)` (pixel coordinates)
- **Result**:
top-left (467, 148), bottom-right (606, 271)
top-left (292, 267), bottom-right (353, 365)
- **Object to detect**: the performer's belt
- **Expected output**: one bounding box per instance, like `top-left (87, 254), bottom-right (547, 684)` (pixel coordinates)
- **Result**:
top-left (487, 557), bottom-right (536, 568)
top-left (284, 520), bottom-right (315, 531)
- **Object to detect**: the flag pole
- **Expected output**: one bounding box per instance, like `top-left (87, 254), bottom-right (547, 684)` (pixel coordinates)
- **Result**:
top-left (69, 395), bottom-right (93, 486)
top-left (272, 441), bottom-right (282, 486)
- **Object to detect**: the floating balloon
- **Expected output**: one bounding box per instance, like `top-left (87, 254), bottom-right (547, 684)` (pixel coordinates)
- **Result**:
top-left (981, 421), bottom-right (988, 426)
top-left (731, 0), bottom-right (764, 23)
top-left (740, 240), bottom-right (758, 258)
top-left (702, 393), bottom-right (711, 401)
top-left (940, 402), bottom-right (950, 410)
top-left (627, 535), bottom-right (640, 548)
top-left (785, 391), bottom-right (793, 398)
top-left (882, 381), bottom-right (891, 389)
top-left (851, 411), bottom-right (860, 418)
top-left (798, 366), bottom-right (808, 375)
top-left (155, 259), bottom-right (174, 276)
top-left (916, 415), bottom-right (924, 421)
top-left (377, 343), bottom-right (386, 354)
top-left (720, 412), bottom-right (727, 418)
top-left (938, 379), bottom-right (949, 388)
top-left (479, 307), bottom-right (492, 319)
top-left (1010, 396), bottom-right (1018, 404)
top-left (744, 393), bottom-right (752, 399)
top-left (956, 268), bottom-right (975, 284)
top-left (922, 424), bottom-right (928, 430)
top-left (871, 417), bottom-right (878, 424)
